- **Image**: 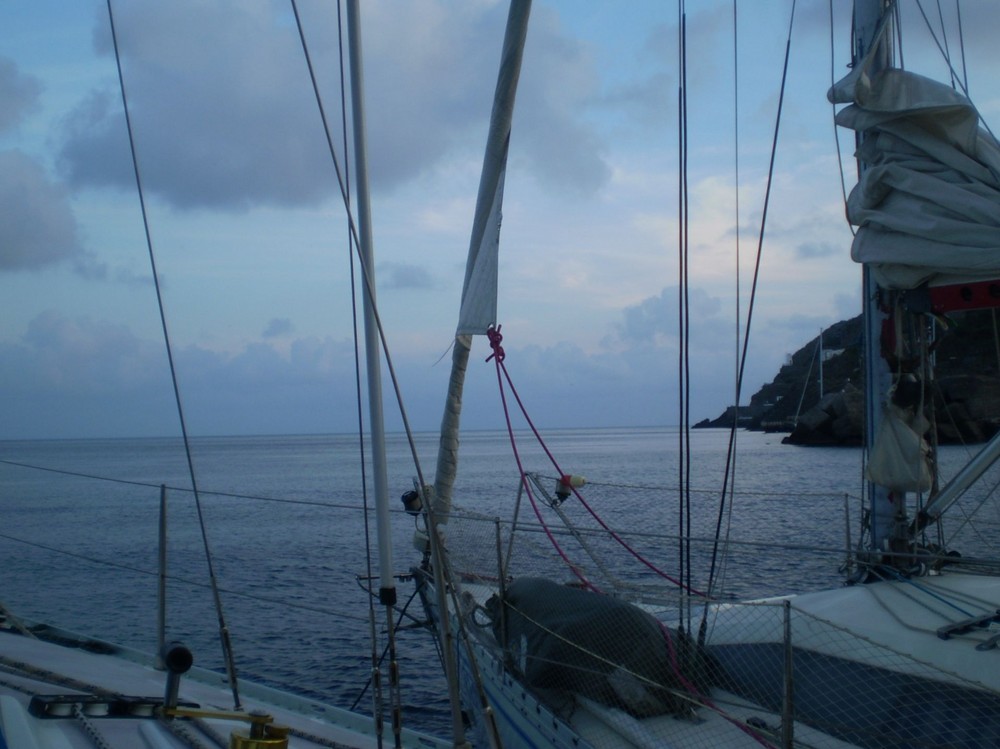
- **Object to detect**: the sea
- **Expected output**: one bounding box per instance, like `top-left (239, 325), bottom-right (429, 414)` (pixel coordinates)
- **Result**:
top-left (1, 427), bottom-right (998, 740)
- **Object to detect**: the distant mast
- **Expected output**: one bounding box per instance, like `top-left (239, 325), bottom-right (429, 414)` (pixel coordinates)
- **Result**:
top-left (818, 328), bottom-right (823, 399)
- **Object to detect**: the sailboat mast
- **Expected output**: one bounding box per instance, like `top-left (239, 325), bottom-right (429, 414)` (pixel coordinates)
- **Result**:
top-left (346, 0), bottom-right (395, 606)
top-left (854, 0), bottom-right (897, 553)
top-left (818, 328), bottom-right (823, 399)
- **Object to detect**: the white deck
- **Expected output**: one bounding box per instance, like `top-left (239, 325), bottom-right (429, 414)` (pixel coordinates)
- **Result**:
top-left (705, 571), bottom-right (1000, 692)
top-left (0, 627), bottom-right (448, 748)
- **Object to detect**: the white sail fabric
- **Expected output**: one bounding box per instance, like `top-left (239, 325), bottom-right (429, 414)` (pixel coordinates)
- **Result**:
top-left (865, 404), bottom-right (933, 494)
top-left (831, 64), bottom-right (1000, 289)
top-left (435, 0), bottom-right (531, 521)
top-left (455, 0), bottom-right (528, 336)
top-left (457, 165), bottom-right (506, 335)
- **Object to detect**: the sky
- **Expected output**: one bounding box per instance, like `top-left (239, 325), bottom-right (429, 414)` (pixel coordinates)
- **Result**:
top-left (1, 0), bottom-right (998, 440)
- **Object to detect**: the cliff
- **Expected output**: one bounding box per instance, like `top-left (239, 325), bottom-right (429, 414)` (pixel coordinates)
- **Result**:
top-left (696, 310), bottom-right (1000, 445)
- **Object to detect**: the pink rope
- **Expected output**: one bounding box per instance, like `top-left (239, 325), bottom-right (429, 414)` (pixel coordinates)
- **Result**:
top-left (658, 622), bottom-right (777, 747)
top-left (486, 326), bottom-right (774, 743)
top-left (486, 326), bottom-right (705, 597)
top-left (487, 326), bottom-right (598, 592)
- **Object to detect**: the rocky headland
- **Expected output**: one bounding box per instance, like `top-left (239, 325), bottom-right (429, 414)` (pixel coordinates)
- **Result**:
top-left (696, 311), bottom-right (1000, 446)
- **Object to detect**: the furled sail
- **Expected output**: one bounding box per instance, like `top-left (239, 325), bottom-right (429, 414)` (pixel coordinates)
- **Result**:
top-left (831, 52), bottom-right (1000, 289)
top-left (434, 0), bottom-right (531, 520)
top-left (457, 147), bottom-right (507, 335)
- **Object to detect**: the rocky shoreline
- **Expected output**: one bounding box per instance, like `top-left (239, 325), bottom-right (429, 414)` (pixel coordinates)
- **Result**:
top-left (696, 311), bottom-right (1000, 446)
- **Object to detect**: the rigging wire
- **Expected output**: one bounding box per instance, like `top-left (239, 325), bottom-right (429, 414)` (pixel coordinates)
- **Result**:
top-left (0, 529), bottom-right (376, 624)
top-left (286, 2), bottom-right (406, 742)
top-left (791, 336), bottom-right (822, 427)
top-left (283, 0), bottom-right (431, 565)
top-left (0, 456), bottom-right (864, 502)
top-left (349, 585), bottom-right (423, 712)
top-left (702, 0), bottom-right (799, 614)
top-left (484, 328), bottom-right (705, 595)
top-left (912, 0), bottom-right (998, 145)
top-left (103, 0), bottom-right (242, 710)
top-left (933, 0), bottom-right (956, 89)
top-left (911, 0), bottom-right (983, 137)
top-left (676, 0), bottom-right (693, 635)
top-left (830, 0), bottom-right (857, 236)
top-left (955, 0), bottom-right (968, 94)
top-left (710, 0), bottom-right (743, 619)
top-left (486, 330), bottom-right (596, 591)
top-left (282, 0), bottom-right (509, 737)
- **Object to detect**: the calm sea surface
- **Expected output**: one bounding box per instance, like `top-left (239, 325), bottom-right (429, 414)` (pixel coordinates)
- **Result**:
top-left (1, 427), bottom-right (998, 739)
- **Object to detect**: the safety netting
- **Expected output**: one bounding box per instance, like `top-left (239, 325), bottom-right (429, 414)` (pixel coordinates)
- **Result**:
top-left (424, 474), bottom-right (1000, 749)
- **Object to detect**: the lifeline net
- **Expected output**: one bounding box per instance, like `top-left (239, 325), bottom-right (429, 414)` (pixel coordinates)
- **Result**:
top-left (428, 475), bottom-right (1000, 749)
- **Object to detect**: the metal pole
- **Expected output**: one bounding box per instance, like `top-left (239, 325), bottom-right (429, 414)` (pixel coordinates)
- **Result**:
top-left (781, 600), bottom-right (794, 748)
top-left (855, 0), bottom-right (896, 554)
top-left (818, 328), bottom-right (824, 398)
top-left (345, 0), bottom-right (394, 615)
top-left (843, 492), bottom-right (853, 576)
top-left (495, 519), bottom-right (507, 653)
top-left (156, 484), bottom-right (167, 670)
top-left (346, 5), bottom-right (399, 745)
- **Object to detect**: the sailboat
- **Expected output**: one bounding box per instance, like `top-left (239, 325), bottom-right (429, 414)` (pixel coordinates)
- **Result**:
top-left (412, 0), bottom-right (1000, 747)
top-left (0, 2), bottom-right (449, 747)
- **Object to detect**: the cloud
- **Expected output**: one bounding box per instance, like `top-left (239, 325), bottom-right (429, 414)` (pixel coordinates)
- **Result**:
top-left (796, 240), bottom-right (837, 259)
top-left (262, 317), bottom-right (293, 338)
top-left (613, 286), bottom-right (726, 346)
top-left (0, 57), bottom-right (41, 133)
top-left (0, 310), bottom-right (378, 438)
top-left (58, 1), bottom-right (333, 210)
top-left (16, 311), bottom-right (144, 394)
top-left (0, 150), bottom-right (82, 270)
top-left (513, 7), bottom-right (612, 195)
top-left (52, 1), bottom-right (616, 212)
top-left (0, 281), bottom-right (843, 439)
top-left (54, 90), bottom-right (134, 193)
top-left (380, 262), bottom-right (434, 290)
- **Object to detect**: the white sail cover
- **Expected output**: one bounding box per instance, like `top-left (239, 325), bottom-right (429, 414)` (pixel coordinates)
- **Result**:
top-left (435, 0), bottom-right (531, 521)
top-left (455, 0), bottom-right (528, 336)
top-left (457, 165), bottom-right (506, 334)
top-left (831, 64), bottom-right (1000, 289)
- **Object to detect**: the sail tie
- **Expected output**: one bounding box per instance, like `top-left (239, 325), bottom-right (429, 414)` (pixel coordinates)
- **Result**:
top-left (486, 325), bottom-right (505, 363)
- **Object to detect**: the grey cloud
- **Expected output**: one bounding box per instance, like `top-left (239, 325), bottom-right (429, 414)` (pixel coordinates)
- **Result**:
top-left (0, 150), bottom-right (82, 270)
top-left (614, 286), bottom-right (725, 345)
top-left (55, 1), bottom-right (618, 211)
top-left (55, 90), bottom-right (133, 192)
top-left (596, 71), bottom-right (674, 129)
top-left (796, 240), bottom-right (837, 259)
top-left (362, 1), bottom-right (615, 195)
top-left (0, 304), bottom-right (755, 438)
top-left (380, 262), bottom-right (433, 290)
top-left (263, 317), bottom-right (293, 338)
top-left (60, 0), bottom-right (333, 210)
top-left (0, 57), bottom-right (41, 133)
top-left (19, 311), bottom-right (155, 392)
top-left (514, 7), bottom-right (612, 194)
top-left (0, 310), bottom-right (370, 437)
